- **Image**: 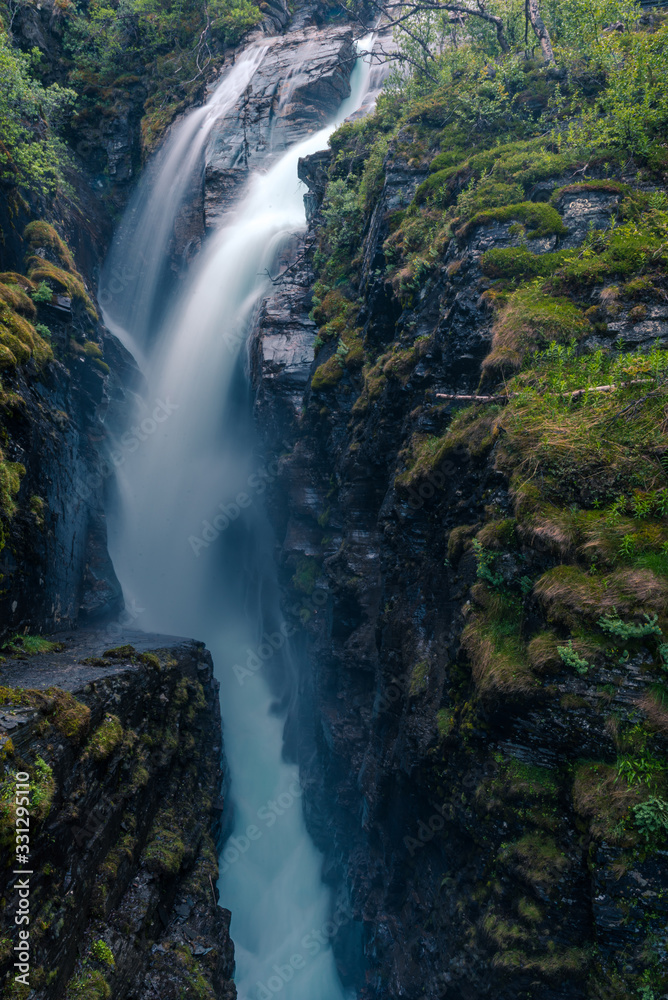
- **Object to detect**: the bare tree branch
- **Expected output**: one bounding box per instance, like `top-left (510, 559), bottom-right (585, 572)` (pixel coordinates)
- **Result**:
top-left (527, 0), bottom-right (555, 62)
top-left (340, 0), bottom-right (510, 56)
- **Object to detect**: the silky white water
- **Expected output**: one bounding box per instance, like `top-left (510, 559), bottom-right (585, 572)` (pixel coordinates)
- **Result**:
top-left (104, 35), bottom-right (380, 1000)
top-left (100, 43), bottom-right (268, 351)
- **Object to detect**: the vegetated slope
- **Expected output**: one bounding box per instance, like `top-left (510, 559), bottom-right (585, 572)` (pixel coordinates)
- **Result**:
top-left (266, 7), bottom-right (668, 999)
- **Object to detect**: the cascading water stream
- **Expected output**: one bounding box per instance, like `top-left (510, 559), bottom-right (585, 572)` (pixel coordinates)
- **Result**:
top-left (104, 33), bottom-right (381, 1000)
top-left (99, 43), bottom-right (268, 353)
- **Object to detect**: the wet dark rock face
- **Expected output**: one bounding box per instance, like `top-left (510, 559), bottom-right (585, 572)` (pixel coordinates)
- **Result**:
top-left (0, 631), bottom-right (235, 999)
top-left (167, 25), bottom-right (355, 266)
top-left (0, 289), bottom-right (133, 635)
top-left (249, 151), bottom-right (668, 999)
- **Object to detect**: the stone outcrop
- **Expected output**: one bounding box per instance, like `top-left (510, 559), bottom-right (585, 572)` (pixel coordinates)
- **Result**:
top-left (0, 630), bottom-right (234, 999)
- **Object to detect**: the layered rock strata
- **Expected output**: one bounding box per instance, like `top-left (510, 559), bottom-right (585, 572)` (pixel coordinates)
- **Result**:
top-left (0, 631), bottom-right (234, 1000)
top-left (249, 138), bottom-right (668, 998)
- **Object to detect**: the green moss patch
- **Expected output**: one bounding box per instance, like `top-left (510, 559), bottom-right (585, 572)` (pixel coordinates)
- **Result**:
top-left (143, 809), bottom-right (186, 876)
top-left (481, 246), bottom-right (570, 281)
top-left (458, 201), bottom-right (568, 241)
top-left (409, 660), bottom-right (429, 696)
top-left (0, 297), bottom-right (52, 370)
top-left (24, 221), bottom-right (76, 272)
top-left (397, 406), bottom-right (501, 489)
top-left (311, 351), bottom-right (345, 393)
top-left (65, 969), bottom-right (110, 1000)
top-left (26, 258), bottom-right (97, 319)
top-left (354, 336), bottom-right (432, 412)
top-left (88, 714), bottom-right (123, 762)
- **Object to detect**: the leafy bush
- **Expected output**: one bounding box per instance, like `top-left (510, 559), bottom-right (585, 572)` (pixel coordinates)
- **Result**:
top-left (91, 939), bottom-right (115, 968)
top-left (472, 540), bottom-right (504, 588)
top-left (0, 34), bottom-right (75, 197)
top-left (557, 640), bottom-right (589, 675)
top-left (590, 25), bottom-right (668, 156)
top-left (64, 0), bottom-right (261, 149)
top-left (31, 282), bottom-right (53, 304)
top-left (597, 611), bottom-right (663, 641)
top-left (320, 179), bottom-right (363, 275)
top-left (632, 796), bottom-right (668, 839)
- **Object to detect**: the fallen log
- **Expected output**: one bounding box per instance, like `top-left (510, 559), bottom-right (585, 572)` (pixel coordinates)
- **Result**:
top-left (435, 378), bottom-right (655, 404)
top-left (434, 393), bottom-right (507, 403)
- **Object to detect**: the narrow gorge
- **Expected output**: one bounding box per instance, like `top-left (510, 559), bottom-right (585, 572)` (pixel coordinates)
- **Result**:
top-left (1, 2), bottom-right (668, 1000)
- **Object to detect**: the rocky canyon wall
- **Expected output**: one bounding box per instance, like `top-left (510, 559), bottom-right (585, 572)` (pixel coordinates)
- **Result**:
top-left (249, 55), bottom-right (668, 1000)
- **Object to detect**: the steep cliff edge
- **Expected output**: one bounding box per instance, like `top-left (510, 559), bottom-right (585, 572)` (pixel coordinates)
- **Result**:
top-left (0, 218), bottom-right (127, 635)
top-left (0, 631), bottom-right (234, 1000)
top-left (251, 13), bottom-right (668, 999)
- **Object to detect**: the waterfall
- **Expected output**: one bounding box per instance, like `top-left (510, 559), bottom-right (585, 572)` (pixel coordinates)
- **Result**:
top-left (103, 32), bottom-right (380, 1000)
top-left (99, 43), bottom-right (269, 353)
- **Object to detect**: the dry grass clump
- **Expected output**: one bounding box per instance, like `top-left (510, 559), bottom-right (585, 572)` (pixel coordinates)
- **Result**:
top-left (529, 629), bottom-right (606, 673)
top-left (637, 688), bottom-right (668, 737)
top-left (491, 947), bottom-right (588, 977)
top-left (481, 912), bottom-right (532, 949)
top-left (572, 761), bottom-right (644, 843)
top-left (517, 499), bottom-right (668, 573)
top-left (527, 630), bottom-right (563, 672)
top-left (533, 565), bottom-right (668, 629)
top-left (462, 584), bottom-right (538, 696)
top-left (482, 288), bottom-right (587, 381)
top-left (495, 344), bottom-right (668, 510)
top-left (518, 505), bottom-right (578, 558)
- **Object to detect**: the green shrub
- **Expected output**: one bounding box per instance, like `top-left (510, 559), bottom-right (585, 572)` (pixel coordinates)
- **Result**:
top-left (88, 715), bottom-right (123, 762)
top-left (31, 282), bottom-right (53, 304)
top-left (597, 612), bottom-right (663, 641)
top-left (557, 640), bottom-right (589, 675)
top-left (91, 940), bottom-right (115, 968)
top-left (472, 540), bottom-right (504, 588)
top-left (0, 34), bottom-right (75, 197)
top-left (633, 797), bottom-right (668, 840)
